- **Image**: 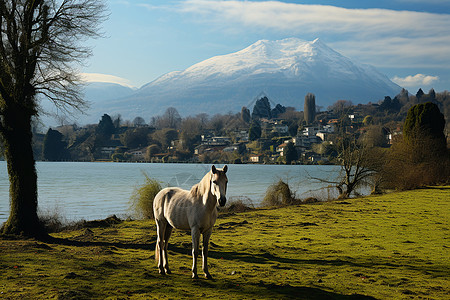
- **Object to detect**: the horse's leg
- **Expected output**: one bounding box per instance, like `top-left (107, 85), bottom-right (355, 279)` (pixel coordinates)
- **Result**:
top-left (191, 226), bottom-right (201, 279)
top-left (156, 220), bottom-right (167, 275)
top-left (163, 225), bottom-right (173, 274)
top-left (202, 228), bottom-right (213, 279)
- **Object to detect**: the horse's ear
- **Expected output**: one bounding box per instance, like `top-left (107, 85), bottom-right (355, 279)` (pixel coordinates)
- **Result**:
top-left (211, 165), bottom-right (217, 174)
top-left (223, 165), bottom-right (228, 173)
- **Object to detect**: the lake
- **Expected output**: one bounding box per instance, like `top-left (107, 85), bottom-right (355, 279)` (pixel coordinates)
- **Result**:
top-left (0, 162), bottom-right (343, 223)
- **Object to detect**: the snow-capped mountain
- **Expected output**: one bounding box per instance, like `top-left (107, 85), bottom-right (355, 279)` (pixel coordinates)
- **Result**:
top-left (80, 38), bottom-right (402, 123)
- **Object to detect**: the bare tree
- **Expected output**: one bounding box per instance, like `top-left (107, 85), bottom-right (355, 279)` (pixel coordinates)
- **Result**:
top-left (153, 107), bottom-right (182, 129)
top-left (162, 107), bottom-right (181, 129)
top-left (132, 116), bottom-right (146, 127)
top-left (334, 138), bottom-right (382, 198)
top-left (328, 100), bottom-right (353, 117)
top-left (195, 113), bottom-right (209, 130)
top-left (0, 0), bottom-right (106, 237)
top-left (311, 136), bottom-right (382, 199)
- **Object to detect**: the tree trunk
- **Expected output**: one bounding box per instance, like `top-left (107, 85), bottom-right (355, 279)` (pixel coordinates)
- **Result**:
top-left (1, 108), bottom-right (45, 237)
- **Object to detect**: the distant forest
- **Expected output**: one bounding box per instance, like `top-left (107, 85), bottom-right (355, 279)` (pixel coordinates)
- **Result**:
top-left (1, 87), bottom-right (448, 164)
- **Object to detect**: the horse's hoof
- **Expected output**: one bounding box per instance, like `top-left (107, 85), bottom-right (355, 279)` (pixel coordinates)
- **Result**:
top-left (165, 269), bottom-right (172, 274)
top-left (192, 273), bottom-right (199, 279)
top-left (205, 273), bottom-right (213, 280)
top-left (159, 269), bottom-right (166, 276)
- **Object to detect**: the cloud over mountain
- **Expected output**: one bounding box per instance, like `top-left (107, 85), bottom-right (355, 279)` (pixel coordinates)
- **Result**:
top-left (392, 74), bottom-right (439, 88)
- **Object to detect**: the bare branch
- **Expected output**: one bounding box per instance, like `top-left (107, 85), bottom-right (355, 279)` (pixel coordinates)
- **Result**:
top-left (0, 0), bottom-right (107, 117)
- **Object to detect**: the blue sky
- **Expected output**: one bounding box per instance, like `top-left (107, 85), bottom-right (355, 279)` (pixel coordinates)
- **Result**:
top-left (82, 0), bottom-right (450, 94)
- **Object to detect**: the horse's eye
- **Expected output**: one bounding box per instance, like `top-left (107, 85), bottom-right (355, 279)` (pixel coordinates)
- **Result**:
top-left (213, 180), bottom-right (218, 185)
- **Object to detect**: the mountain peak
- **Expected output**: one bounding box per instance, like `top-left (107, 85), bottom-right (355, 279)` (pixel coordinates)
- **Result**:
top-left (311, 37), bottom-right (322, 44)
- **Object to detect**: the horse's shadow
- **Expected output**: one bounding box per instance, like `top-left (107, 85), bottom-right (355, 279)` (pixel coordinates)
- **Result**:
top-left (207, 247), bottom-right (447, 277)
top-left (43, 235), bottom-right (156, 251)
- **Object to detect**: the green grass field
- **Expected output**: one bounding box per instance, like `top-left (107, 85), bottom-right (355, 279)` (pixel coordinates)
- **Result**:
top-left (1, 187), bottom-right (449, 299)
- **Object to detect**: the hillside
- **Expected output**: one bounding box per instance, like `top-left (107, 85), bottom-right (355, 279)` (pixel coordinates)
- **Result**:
top-left (1, 187), bottom-right (448, 299)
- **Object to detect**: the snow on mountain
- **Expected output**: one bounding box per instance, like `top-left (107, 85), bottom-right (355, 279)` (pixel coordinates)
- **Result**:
top-left (80, 38), bottom-right (402, 123)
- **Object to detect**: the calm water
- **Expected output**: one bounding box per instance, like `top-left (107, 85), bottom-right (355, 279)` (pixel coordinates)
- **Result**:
top-left (0, 162), bottom-right (342, 223)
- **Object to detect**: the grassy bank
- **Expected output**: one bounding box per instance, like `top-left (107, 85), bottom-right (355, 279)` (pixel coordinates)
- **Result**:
top-left (1, 187), bottom-right (449, 299)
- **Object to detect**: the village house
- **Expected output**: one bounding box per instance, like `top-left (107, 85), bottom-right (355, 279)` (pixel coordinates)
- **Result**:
top-left (201, 136), bottom-right (231, 146)
top-left (223, 143), bottom-right (245, 153)
top-left (271, 122), bottom-right (289, 135)
top-left (276, 142), bottom-right (288, 156)
top-left (249, 154), bottom-right (264, 163)
top-left (234, 130), bottom-right (249, 142)
top-left (302, 126), bottom-right (320, 136)
top-left (303, 152), bottom-right (328, 163)
top-left (127, 148), bottom-right (146, 160)
top-left (387, 127), bottom-right (402, 145)
top-left (293, 135), bottom-right (321, 148)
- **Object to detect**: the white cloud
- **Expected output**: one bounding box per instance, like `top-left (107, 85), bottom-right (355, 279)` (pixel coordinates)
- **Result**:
top-left (181, 1), bottom-right (450, 35)
top-left (80, 73), bottom-right (136, 88)
top-left (391, 74), bottom-right (439, 87)
top-left (180, 0), bottom-right (450, 68)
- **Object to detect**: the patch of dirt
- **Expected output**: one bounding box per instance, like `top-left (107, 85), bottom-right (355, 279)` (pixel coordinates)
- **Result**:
top-left (78, 215), bottom-right (122, 228)
top-left (217, 220), bottom-right (249, 230)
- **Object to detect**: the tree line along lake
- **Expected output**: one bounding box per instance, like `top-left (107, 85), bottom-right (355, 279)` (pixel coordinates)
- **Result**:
top-left (0, 162), bottom-right (346, 223)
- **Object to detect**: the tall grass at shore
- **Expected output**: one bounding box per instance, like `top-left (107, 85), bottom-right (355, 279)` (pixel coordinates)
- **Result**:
top-left (129, 173), bottom-right (162, 219)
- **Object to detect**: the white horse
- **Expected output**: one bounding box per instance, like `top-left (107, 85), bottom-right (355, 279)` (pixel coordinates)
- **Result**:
top-left (153, 165), bottom-right (228, 279)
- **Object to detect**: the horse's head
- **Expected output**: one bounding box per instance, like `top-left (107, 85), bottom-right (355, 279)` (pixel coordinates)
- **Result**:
top-left (210, 165), bottom-right (228, 207)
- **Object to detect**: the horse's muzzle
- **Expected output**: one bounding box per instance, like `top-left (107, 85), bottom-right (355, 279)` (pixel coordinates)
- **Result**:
top-left (219, 196), bottom-right (227, 207)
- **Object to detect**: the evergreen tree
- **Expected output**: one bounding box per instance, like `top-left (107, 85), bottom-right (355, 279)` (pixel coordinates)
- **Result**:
top-left (97, 114), bottom-right (115, 137)
top-left (380, 96), bottom-right (392, 110)
top-left (271, 104), bottom-right (286, 118)
top-left (248, 121), bottom-right (262, 141)
top-left (252, 96), bottom-right (272, 119)
top-left (241, 107), bottom-right (251, 123)
top-left (285, 142), bottom-right (298, 164)
top-left (380, 96), bottom-right (401, 112)
top-left (429, 88), bottom-right (436, 102)
top-left (288, 122), bottom-right (299, 137)
top-left (416, 88), bottom-right (425, 102)
top-left (304, 93), bottom-right (316, 124)
top-left (399, 88), bottom-right (409, 99)
top-left (42, 129), bottom-right (69, 161)
top-left (404, 102), bottom-right (446, 148)
top-left (384, 103), bottom-right (449, 190)
top-left (113, 114), bottom-right (122, 129)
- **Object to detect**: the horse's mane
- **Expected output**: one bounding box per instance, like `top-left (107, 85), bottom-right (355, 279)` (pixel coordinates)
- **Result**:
top-left (190, 171), bottom-right (211, 199)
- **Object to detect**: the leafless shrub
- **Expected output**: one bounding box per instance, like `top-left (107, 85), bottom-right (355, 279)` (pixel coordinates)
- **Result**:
top-left (262, 180), bottom-right (301, 207)
top-left (222, 196), bottom-right (255, 213)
